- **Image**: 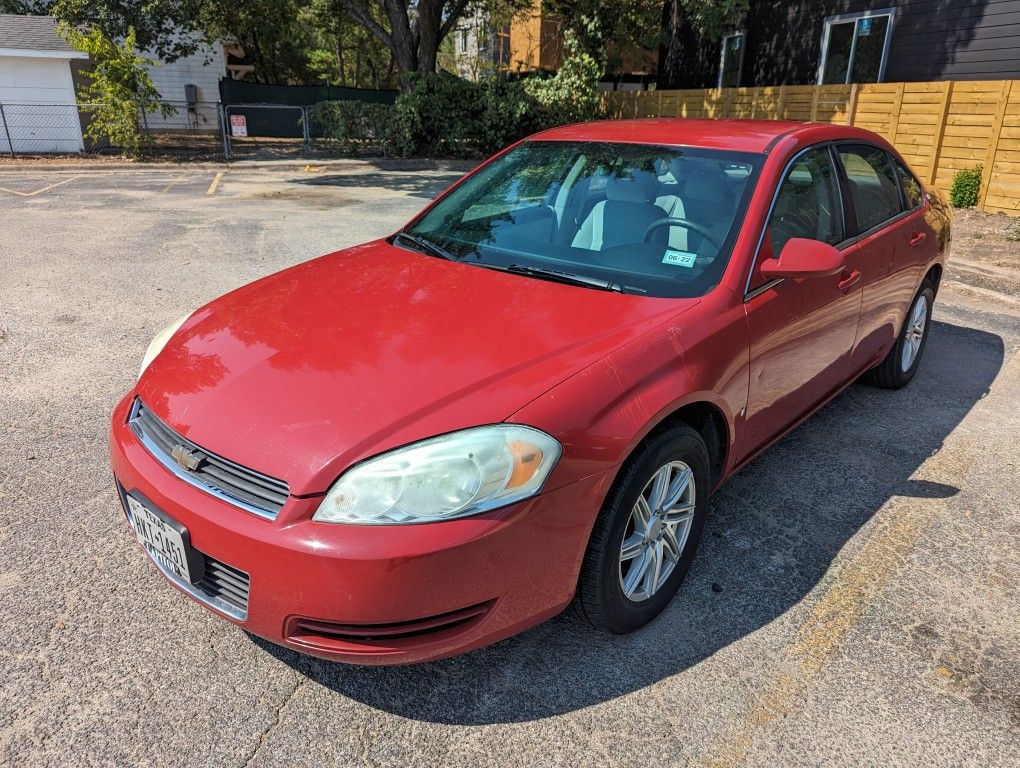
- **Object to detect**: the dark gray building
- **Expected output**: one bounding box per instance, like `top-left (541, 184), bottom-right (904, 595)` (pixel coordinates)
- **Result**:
top-left (659, 1), bottom-right (1018, 89)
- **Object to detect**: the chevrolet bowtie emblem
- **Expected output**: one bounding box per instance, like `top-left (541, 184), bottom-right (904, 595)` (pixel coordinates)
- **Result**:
top-left (170, 444), bottom-right (202, 472)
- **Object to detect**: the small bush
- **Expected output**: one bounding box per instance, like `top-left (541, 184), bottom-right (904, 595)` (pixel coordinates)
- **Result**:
top-left (309, 101), bottom-right (396, 155)
top-left (949, 165), bottom-right (982, 208)
top-left (310, 39), bottom-right (604, 159)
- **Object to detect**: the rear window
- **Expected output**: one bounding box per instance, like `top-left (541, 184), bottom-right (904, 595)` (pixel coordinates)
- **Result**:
top-left (838, 144), bottom-right (902, 232)
top-left (894, 159), bottom-right (925, 210)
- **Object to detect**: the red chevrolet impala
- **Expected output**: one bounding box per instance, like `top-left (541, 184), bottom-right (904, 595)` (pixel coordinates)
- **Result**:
top-left (111, 119), bottom-right (949, 664)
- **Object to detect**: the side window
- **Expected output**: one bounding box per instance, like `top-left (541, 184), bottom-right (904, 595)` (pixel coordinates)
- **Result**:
top-left (838, 144), bottom-right (902, 232)
top-left (894, 158), bottom-right (924, 210)
top-left (769, 147), bottom-right (844, 257)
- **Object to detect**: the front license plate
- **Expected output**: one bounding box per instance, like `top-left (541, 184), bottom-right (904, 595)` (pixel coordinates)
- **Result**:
top-left (127, 495), bottom-right (192, 582)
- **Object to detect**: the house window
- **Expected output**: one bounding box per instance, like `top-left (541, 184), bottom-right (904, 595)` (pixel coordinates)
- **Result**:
top-left (718, 33), bottom-right (745, 88)
top-left (819, 9), bottom-right (895, 85)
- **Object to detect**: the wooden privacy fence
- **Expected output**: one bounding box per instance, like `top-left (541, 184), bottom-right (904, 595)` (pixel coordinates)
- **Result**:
top-left (603, 81), bottom-right (1020, 216)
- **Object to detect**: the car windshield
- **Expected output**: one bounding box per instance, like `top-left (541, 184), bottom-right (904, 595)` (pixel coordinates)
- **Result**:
top-left (401, 140), bottom-right (762, 297)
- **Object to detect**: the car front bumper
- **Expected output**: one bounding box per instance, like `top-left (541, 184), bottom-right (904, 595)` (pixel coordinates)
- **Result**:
top-left (109, 394), bottom-right (613, 665)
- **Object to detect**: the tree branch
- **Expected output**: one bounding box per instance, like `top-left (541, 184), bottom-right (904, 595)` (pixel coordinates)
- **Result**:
top-left (439, 0), bottom-right (473, 40)
top-left (336, 0), bottom-right (394, 51)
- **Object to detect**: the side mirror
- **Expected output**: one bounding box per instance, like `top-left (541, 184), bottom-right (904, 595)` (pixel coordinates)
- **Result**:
top-left (759, 238), bottom-right (845, 280)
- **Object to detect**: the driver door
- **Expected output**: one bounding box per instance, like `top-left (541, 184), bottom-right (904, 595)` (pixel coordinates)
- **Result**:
top-left (737, 145), bottom-right (864, 461)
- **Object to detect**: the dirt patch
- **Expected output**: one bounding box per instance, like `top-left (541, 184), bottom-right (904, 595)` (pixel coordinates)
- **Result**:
top-left (947, 209), bottom-right (1020, 299)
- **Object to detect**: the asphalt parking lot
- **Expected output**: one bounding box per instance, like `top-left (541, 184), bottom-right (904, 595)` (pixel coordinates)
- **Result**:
top-left (1, 163), bottom-right (1018, 767)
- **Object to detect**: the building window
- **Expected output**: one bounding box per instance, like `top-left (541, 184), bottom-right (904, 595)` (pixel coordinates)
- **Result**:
top-left (819, 10), bottom-right (895, 84)
top-left (718, 32), bottom-right (745, 88)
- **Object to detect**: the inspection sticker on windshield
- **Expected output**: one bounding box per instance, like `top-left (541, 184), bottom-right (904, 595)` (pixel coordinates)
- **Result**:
top-left (662, 249), bottom-right (697, 268)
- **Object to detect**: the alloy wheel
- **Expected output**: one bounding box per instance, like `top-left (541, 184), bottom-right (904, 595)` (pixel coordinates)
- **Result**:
top-left (618, 460), bottom-right (696, 602)
top-left (901, 295), bottom-right (928, 372)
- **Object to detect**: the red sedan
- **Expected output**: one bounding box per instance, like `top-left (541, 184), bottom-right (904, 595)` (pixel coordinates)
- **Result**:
top-left (111, 119), bottom-right (950, 664)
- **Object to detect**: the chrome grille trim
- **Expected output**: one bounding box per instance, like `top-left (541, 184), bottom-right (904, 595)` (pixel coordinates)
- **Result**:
top-left (128, 398), bottom-right (288, 520)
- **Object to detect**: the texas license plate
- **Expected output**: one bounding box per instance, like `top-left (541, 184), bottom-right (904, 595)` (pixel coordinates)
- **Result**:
top-left (126, 495), bottom-right (192, 582)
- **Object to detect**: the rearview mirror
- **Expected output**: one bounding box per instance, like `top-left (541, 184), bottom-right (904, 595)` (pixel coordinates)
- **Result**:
top-left (759, 238), bottom-right (845, 280)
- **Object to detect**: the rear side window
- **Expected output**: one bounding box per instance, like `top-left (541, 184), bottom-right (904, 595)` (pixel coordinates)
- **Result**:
top-left (768, 147), bottom-right (844, 257)
top-left (838, 144), bottom-right (902, 232)
top-left (894, 158), bottom-right (925, 210)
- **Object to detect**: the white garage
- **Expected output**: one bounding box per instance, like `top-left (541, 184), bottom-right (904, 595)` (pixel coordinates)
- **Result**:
top-left (0, 14), bottom-right (88, 153)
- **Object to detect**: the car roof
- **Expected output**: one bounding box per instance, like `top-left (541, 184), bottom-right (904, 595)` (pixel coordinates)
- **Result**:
top-left (528, 118), bottom-right (825, 154)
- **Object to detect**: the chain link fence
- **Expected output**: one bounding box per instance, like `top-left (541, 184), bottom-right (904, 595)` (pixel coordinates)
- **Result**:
top-left (0, 100), bottom-right (359, 161)
top-left (221, 104), bottom-right (309, 160)
top-left (0, 100), bottom-right (226, 159)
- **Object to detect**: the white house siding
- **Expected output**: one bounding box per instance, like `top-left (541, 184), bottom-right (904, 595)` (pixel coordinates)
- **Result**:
top-left (144, 43), bottom-right (226, 131)
top-left (0, 54), bottom-right (83, 152)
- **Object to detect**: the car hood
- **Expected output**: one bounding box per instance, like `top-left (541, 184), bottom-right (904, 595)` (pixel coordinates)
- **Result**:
top-left (137, 241), bottom-right (698, 494)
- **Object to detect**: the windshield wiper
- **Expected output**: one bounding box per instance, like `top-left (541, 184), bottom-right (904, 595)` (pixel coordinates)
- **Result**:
top-left (394, 231), bottom-right (458, 262)
top-left (504, 263), bottom-right (623, 293)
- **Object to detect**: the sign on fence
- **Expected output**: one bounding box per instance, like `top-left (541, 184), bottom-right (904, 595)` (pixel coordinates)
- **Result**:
top-left (229, 115), bottom-right (248, 137)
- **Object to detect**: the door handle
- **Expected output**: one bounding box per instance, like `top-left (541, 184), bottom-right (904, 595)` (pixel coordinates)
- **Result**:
top-left (837, 269), bottom-right (861, 292)
top-left (909, 231), bottom-right (927, 246)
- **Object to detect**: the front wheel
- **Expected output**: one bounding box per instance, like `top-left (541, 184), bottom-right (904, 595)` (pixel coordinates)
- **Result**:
top-left (574, 425), bottom-right (710, 634)
top-left (866, 281), bottom-right (935, 390)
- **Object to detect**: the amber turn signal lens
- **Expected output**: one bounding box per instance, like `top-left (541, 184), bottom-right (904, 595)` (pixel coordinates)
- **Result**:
top-left (507, 440), bottom-right (544, 489)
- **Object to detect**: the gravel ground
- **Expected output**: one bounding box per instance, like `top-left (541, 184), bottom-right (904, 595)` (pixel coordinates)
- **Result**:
top-left (1, 164), bottom-right (1018, 767)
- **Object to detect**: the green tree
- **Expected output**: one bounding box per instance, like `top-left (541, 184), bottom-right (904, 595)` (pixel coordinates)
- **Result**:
top-left (63, 24), bottom-right (172, 155)
top-left (659, 0), bottom-right (749, 88)
top-left (0, 1), bottom-right (55, 12)
top-left (334, 0), bottom-right (533, 88)
top-left (542, 0), bottom-right (661, 73)
top-left (301, 0), bottom-right (395, 87)
top-left (52, 0), bottom-right (206, 63)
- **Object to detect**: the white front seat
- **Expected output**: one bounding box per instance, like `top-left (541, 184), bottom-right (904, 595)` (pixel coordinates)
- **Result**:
top-left (571, 174), bottom-right (664, 251)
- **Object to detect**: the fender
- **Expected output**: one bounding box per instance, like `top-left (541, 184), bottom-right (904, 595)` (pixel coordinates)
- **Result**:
top-left (511, 287), bottom-right (750, 492)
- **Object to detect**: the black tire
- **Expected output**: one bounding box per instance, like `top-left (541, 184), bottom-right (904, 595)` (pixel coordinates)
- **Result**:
top-left (574, 424), bottom-right (710, 634)
top-left (866, 281), bottom-right (935, 390)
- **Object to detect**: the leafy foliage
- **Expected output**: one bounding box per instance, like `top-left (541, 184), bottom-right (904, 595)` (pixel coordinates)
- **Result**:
top-left (542, 0), bottom-right (660, 71)
top-left (309, 100), bottom-right (396, 154)
top-left (53, 0), bottom-right (206, 63)
top-left (949, 165), bottom-right (982, 208)
top-left (523, 31), bottom-right (602, 124)
top-left (676, 0), bottom-right (749, 40)
top-left (387, 73), bottom-right (535, 157)
top-left (63, 25), bottom-right (174, 156)
top-left (315, 39), bottom-right (603, 159)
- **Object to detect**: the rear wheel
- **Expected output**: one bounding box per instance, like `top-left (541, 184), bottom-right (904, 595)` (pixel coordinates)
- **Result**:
top-left (866, 281), bottom-right (934, 390)
top-left (575, 425), bottom-right (710, 634)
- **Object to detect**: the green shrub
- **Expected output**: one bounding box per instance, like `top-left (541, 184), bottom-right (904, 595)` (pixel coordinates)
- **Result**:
top-left (310, 39), bottom-right (604, 159)
top-left (949, 165), bottom-right (982, 208)
top-left (309, 101), bottom-right (396, 155)
top-left (524, 32), bottom-right (603, 126)
top-left (389, 73), bottom-right (544, 158)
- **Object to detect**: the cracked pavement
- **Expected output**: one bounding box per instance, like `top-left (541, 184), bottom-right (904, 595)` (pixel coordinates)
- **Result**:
top-left (1, 162), bottom-right (1018, 767)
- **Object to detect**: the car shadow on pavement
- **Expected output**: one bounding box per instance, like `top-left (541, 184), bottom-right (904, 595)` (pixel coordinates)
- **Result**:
top-left (252, 319), bottom-right (1004, 725)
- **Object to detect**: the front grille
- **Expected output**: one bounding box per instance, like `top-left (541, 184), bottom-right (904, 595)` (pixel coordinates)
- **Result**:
top-left (129, 399), bottom-right (289, 519)
top-left (196, 555), bottom-right (250, 614)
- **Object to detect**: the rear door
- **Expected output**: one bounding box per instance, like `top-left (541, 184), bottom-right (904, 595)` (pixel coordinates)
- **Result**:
top-left (739, 145), bottom-right (863, 460)
top-left (834, 143), bottom-right (926, 370)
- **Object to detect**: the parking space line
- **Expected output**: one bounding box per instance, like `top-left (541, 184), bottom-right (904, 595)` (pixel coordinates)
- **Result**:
top-left (206, 172), bottom-right (224, 196)
top-left (159, 176), bottom-right (186, 194)
top-left (694, 435), bottom-right (980, 768)
top-left (0, 176), bottom-right (80, 197)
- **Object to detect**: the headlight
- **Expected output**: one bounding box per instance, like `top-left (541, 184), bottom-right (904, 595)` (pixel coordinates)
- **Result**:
top-left (138, 314), bottom-right (190, 379)
top-left (313, 425), bottom-right (561, 525)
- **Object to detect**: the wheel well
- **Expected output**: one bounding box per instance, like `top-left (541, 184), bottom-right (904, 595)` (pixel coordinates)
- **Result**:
top-left (925, 263), bottom-right (943, 296)
top-left (648, 402), bottom-right (729, 488)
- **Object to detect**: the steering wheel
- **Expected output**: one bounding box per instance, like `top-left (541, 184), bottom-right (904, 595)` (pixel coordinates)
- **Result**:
top-left (643, 217), bottom-right (721, 250)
